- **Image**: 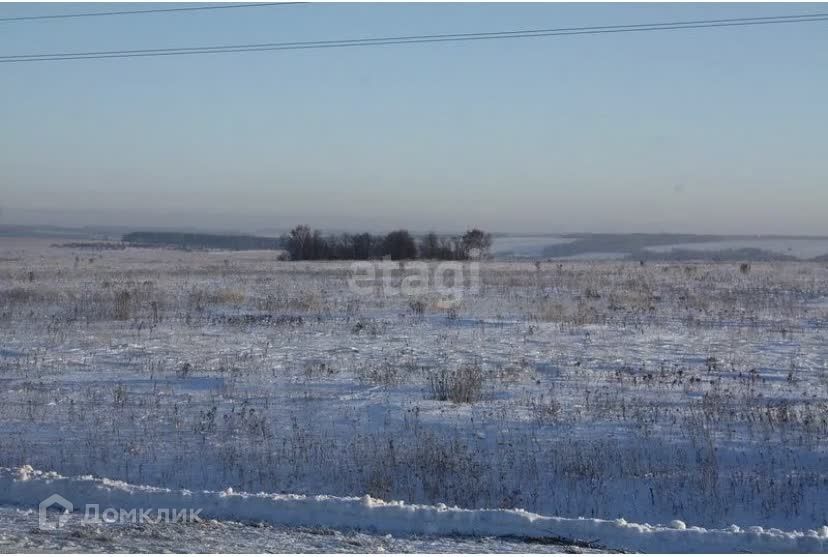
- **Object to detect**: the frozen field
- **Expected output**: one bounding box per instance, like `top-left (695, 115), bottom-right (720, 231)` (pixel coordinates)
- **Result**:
top-left (1, 238), bottom-right (828, 551)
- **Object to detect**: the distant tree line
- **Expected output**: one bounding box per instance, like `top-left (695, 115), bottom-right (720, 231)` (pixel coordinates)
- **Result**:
top-left (122, 227), bottom-right (492, 260)
top-left (282, 226), bottom-right (491, 261)
top-left (122, 231), bottom-right (282, 251)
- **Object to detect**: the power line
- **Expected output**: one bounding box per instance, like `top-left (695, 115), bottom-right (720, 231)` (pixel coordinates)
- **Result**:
top-left (2, 12), bottom-right (827, 64)
top-left (0, 3), bottom-right (303, 23)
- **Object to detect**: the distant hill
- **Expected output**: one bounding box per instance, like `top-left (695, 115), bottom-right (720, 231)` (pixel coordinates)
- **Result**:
top-left (541, 233), bottom-right (727, 258)
top-left (534, 233), bottom-right (828, 261)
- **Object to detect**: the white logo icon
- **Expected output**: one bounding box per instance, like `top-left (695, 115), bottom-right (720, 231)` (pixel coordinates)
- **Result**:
top-left (38, 493), bottom-right (73, 530)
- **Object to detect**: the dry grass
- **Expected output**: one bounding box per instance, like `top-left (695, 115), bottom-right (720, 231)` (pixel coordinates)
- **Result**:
top-left (428, 365), bottom-right (485, 403)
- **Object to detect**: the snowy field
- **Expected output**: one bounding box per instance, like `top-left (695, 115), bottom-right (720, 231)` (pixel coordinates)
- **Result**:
top-left (1, 238), bottom-right (828, 551)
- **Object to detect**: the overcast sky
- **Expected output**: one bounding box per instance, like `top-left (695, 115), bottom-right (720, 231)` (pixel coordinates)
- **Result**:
top-left (1, 3), bottom-right (826, 235)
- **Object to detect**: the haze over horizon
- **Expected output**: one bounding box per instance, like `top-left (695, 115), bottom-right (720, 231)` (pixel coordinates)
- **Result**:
top-left (5, 205), bottom-right (828, 239)
top-left (2, 3), bottom-right (827, 236)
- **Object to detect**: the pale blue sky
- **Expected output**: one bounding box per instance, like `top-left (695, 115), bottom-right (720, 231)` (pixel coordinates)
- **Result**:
top-left (1, 3), bottom-right (827, 234)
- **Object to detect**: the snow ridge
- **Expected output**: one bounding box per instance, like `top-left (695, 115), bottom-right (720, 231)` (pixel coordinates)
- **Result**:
top-left (2, 466), bottom-right (826, 553)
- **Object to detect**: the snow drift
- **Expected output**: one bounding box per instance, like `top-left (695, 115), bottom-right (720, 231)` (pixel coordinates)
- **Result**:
top-left (2, 466), bottom-right (826, 553)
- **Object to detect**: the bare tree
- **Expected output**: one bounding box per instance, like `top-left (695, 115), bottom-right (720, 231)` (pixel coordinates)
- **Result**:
top-left (461, 228), bottom-right (492, 259)
top-left (382, 230), bottom-right (418, 260)
top-left (287, 225), bottom-right (314, 260)
top-left (419, 232), bottom-right (440, 259)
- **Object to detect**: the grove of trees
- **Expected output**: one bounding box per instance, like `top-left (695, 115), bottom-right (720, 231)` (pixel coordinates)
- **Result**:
top-left (283, 226), bottom-right (491, 261)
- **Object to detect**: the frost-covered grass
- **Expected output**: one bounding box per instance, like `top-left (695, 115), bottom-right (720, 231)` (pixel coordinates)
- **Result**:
top-left (1, 238), bottom-right (828, 534)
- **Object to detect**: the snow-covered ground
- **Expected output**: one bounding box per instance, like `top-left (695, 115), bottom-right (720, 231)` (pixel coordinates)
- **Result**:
top-left (1, 238), bottom-right (828, 551)
top-left (3, 466), bottom-right (827, 553)
top-left (0, 504), bottom-right (590, 553)
top-left (0, 511), bottom-right (594, 554)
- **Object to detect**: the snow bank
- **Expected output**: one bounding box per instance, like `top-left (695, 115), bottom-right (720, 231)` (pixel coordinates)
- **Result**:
top-left (2, 466), bottom-right (826, 553)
